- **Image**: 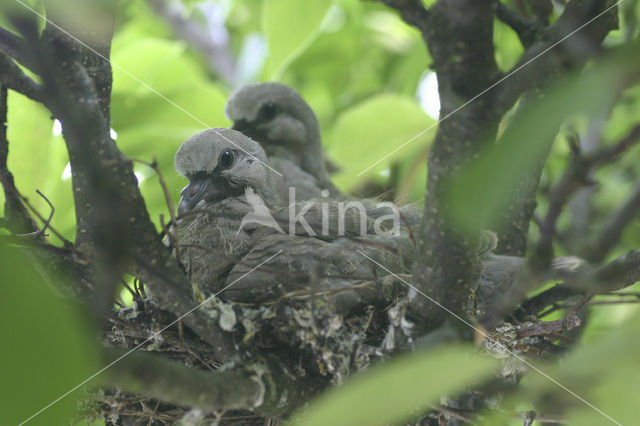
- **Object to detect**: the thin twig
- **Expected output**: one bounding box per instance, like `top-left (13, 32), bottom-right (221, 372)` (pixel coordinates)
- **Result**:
top-left (536, 124), bottom-right (640, 262)
top-left (16, 190), bottom-right (54, 238)
top-left (125, 156), bottom-right (176, 224)
top-left (17, 188), bottom-right (74, 247)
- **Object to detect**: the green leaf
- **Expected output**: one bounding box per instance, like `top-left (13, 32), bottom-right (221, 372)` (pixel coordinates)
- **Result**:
top-left (0, 244), bottom-right (97, 425)
top-left (292, 345), bottom-right (495, 426)
top-left (327, 93), bottom-right (435, 191)
top-left (111, 37), bottom-right (204, 94)
top-left (262, 0), bottom-right (333, 79)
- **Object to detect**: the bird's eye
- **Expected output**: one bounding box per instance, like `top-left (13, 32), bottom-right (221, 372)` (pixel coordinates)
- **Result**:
top-left (218, 149), bottom-right (235, 169)
top-left (258, 102), bottom-right (278, 121)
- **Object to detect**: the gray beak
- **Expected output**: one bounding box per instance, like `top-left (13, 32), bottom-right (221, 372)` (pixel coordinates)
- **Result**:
top-left (178, 177), bottom-right (218, 215)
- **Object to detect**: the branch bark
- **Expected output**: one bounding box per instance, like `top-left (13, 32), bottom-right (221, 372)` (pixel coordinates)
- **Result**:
top-left (0, 26), bottom-right (34, 70)
top-left (410, 0), bottom-right (503, 331)
top-left (104, 350), bottom-right (265, 413)
top-left (104, 349), bottom-right (322, 416)
top-left (0, 51), bottom-right (43, 102)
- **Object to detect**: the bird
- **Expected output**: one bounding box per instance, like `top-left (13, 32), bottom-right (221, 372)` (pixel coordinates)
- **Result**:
top-left (225, 82), bottom-right (339, 196)
top-left (173, 128), bottom-right (414, 308)
top-left (225, 82), bottom-right (423, 227)
top-left (473, 230), bottom-right (587, 316)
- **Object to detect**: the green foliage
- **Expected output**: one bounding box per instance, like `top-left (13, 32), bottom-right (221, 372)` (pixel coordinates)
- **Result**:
top-left (293, 345), bottom-right (496, 426)
top-left (327, 93), bottom-right (435, 191)
top-left (0, 243), bottom-right (97, 425)
top-left (262, 0), bottom-right (333, 79)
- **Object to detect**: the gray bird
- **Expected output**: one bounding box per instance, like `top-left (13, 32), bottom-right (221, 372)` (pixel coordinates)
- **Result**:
top-left (225, 82), bottom-right (339, 196)
top-left (474, 231), bottom-right (587, 316)
top-left (174, 128), bottom-right (414, 306)
top-left (225, 82), bottom-right (423, 227)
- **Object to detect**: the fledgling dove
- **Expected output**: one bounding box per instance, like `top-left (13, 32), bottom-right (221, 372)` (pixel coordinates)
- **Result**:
top-left (474, 231), bottom-right (588, 315)
top-left (173, 128), bottom-right (414, 307)
top-left (225, 82), bottom-right (339, 197)
top-left (225, 82), bottom-right (422, 227)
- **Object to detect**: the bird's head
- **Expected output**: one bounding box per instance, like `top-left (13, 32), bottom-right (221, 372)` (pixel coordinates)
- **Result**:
top-left (225, 82), bottom-right (333, 185)
top-left (226, 82), bottom-right (317, 150)
top-left (174, 128), bottom-right (280, 214)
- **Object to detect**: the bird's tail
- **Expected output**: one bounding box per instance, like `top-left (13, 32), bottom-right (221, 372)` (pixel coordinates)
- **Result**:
top-left (552, 256), bottom-right (586, 272)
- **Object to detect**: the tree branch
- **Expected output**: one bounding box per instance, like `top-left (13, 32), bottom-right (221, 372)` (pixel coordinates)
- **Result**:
top-left (0, 52), bottom-right (43, 102)
top-left (0, 26), bottom-right (34, 70)
top-left (496, 0), bottom-right (619, 113)
top-left (409, 0), bottom-right (502, 332)
top-left (104, 349), bottom-right (323, 416)
top-left (377, 0), bottom-right (430, 32)
top-left (496, 2), bottom-right (539, 47)
top-left (104, 350), bottom-right (265, 413)
top-left (573, 249), bottom-right (640, 293)
top-left (536, 124), bottom-right (640, 262)
top-left (516, 248), bottom-right (640, 319)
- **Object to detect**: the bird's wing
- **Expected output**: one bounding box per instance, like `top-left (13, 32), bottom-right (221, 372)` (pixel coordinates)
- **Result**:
top-left (269, 156), bottom-right (324, 200)
top-left (222, 233), bottom-right (412, 310)
top-left (175, 199), bottom-right (276, 296)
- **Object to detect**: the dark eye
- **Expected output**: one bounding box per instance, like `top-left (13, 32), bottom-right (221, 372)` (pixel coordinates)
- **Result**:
top-left (258, 102), bottom-right (278, 121)
top-left (218, 149), bottom-right (235, 169)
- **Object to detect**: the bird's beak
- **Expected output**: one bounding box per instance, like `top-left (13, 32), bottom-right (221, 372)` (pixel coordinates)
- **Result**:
top-left (178, 177), bottom-right (222, 215)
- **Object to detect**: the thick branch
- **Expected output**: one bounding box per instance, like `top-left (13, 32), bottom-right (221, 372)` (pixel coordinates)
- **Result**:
top-left (410, 0), bottom-right (503, 332)
top-left (104, 350), bottom-right (321, 416)
top-left (105, 350), bottom-right (264, 413)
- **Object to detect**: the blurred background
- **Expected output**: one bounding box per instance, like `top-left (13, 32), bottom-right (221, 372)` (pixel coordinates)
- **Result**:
top-left (2, 0), bottom-right (640, 424)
